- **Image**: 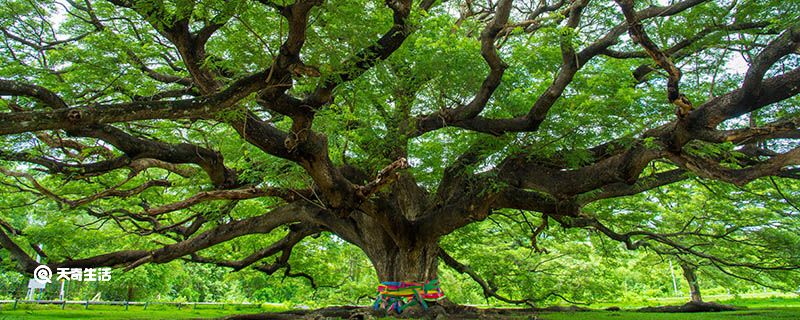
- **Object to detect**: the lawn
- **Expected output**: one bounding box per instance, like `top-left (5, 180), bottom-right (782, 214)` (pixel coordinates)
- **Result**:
top-left (0, 303), bottom-right (280, 319)
top-left (537, 295), bottom-right (800, 320)
top-left (538, 309), bottom-right (800, 320)
top-left (0, 296), bottom-right (798, 319)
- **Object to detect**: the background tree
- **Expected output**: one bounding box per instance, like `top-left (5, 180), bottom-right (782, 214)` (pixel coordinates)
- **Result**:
top-left (1, 0), bottom-right (800, 313)
top-left (679, 261), bottom-right (702, 303)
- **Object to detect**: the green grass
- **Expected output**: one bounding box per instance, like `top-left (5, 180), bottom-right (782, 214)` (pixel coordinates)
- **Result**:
top-left (536, 295), bottom-right (800, 320)
top-left (538, 309), bottom-right (800, 320)
top-left (0, 303), bottom-right (284, 319)
top-left (0, 296), bottom-right (798, 319)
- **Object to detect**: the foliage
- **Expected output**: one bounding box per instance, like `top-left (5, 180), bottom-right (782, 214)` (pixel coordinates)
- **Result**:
top-left (0, 0), bottom-right (799, 313)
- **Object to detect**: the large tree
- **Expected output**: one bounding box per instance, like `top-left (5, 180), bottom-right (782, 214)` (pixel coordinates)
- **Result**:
top-left (1, 0), bottom-right (799, 313)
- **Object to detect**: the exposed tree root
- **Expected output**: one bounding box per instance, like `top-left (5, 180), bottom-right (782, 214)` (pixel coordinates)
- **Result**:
top-left (220, 304), bottom-right (539, 319)
top-left (221, 301), bottom-right (742, 319)
top-left (220, 303), bottom-right (601, 319)
top-left (637, 301), bottom-right (739, 313)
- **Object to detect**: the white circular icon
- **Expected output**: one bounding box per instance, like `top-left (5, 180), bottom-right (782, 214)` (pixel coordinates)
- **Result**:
top-left (33, 265), bottom-right (52, 284)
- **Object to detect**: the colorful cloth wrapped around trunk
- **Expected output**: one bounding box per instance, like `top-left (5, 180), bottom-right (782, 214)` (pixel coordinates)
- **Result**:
top-left (373, 278), bottom-right (445, 314)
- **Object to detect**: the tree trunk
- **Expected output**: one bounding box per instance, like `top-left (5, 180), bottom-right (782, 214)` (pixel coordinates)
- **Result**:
top-left (360, 233), bottom-right (440, 283)
top-left (344, 174), bottom-right (442, 284)
top-left (357, 231), bottom-right (447, 316)
top-left (342, 208), bottom-right (446, 316)
top-left (680, 263), bottom-right (702, 303)
top-left (320, 173), bottom-right (449, 315)
top-left (127, 285), bottom-right (134, 301)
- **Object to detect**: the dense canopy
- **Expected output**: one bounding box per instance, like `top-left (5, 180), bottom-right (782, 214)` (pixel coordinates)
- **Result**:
top-left (0, 0), bottom-right (799, 311)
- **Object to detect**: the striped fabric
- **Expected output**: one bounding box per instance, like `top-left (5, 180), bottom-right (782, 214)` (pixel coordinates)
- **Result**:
top-left (373, 278), bottom-right (445, 314)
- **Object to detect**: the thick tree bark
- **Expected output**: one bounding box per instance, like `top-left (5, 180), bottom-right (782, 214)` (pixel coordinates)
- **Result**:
top-left (356, 224), bottom-right (445, 315)
top-left (324, 173), bottom-right (442, 284)
top-left (680, 263), bottom-right (702, 303)
top-left (362, 234), bottom-right (440, 283)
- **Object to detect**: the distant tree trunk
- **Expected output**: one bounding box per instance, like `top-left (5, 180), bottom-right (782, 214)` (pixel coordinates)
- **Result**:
top-left (680, 263), bottom-right (702, 303)
top-left (127, 285), bottom-right (134, 301)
